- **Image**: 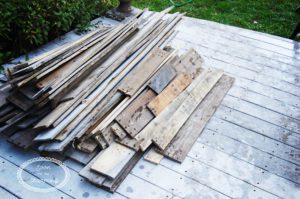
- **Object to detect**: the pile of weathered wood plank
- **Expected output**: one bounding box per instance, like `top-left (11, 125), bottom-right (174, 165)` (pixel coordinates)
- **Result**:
top-left (0, 8), bottom-right (234, 192)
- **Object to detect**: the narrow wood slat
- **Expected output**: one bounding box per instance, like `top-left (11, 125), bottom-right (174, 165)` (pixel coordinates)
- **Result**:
top-left (162, 75), bottom-right (234, 162)
top-left (147, 73), bottom-right (192, 116)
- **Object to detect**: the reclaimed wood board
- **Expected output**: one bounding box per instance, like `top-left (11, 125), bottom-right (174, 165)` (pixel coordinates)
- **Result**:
top-left (147, 73), bottom-right (192, 116)
top-left (116, 89), bottom-right (156, 137)
top-left (90, 142), bottom-right (136, 179)
top-left (148, 64), bottom-right (176, 94)
top-left (118, 48), bottom-right (172, 96)
top-left (152, 69), bottom-right (223, 150)
top-left (79, 151), bottom-right (106, 186)
top-left (111, 123), bottom-right (127, 140)
top-left (101, 151), bottom-right (143, 192)
top-left (135, 69), bottom-right (223, 151)
top-left (116, 136), bottom-right (142, 151)
top-left (162, 75), bottom-right (235, 162)
top-left (144, 147), bottom-right (164, 165)
top-left (173, 48), bottom-right (203, 78)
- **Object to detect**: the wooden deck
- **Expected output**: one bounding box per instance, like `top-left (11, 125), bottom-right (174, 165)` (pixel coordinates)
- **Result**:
top-left (0, 13), bottom-right (299, 199)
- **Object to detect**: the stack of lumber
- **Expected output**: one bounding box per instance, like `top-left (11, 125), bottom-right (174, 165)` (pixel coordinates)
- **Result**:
top-left (0, 7), bottom-right (234, 192)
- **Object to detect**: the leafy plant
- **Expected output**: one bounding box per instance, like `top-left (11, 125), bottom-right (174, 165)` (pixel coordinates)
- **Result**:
top-left (0, 0), bottom-right (117, 66)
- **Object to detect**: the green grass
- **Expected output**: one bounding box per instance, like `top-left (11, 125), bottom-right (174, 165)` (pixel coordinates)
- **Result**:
top-left (133, 0), bottom-right (300, 38)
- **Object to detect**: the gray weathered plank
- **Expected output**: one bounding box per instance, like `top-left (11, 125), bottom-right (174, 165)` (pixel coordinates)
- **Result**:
top-left (162, 75), bottom-right (234, 162)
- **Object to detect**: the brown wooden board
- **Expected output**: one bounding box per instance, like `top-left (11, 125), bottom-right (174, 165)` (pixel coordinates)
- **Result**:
top-left (162, 75), bottom-right (235, 162)
top-left (147, 73), bottom-right (192, 116)
top-left (116, 89), bottom-right (156, 137)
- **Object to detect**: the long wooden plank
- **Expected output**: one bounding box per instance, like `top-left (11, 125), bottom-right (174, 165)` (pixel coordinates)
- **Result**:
top-left (90, 142), bottom-right (136, 179)
top-left (189, 142), bottom-right (300, 199)
top-left (132, 159), bottom-right (229, 199)
top-left (147, 73), bottom-right (192, 116)
top-left (222, 95), bottom-right (300, 134)
top-left (215, 105), bottom-right (300, 150)
top-left (116, 89), bottom-right (156, 137)
top-left (206, 117), bottom-right (300, 165)
top-left (118, 48), bottom-right (173, 96)
top-left (160, 155), bottom-right (281, 199)
top-left (135, 68), bottom-right (223, 151)
top-left (199, 129), bottom-right (300, 184)
top-left (162, 75), bottom-right (234, 162)
top-left (152, 69), bottom-right (224, 150)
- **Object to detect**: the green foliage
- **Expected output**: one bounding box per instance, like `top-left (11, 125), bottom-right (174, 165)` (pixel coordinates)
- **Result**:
top-left (133, 0), bottom-right (300, 38)
top-left (0, 0), bottom-right (117, 65)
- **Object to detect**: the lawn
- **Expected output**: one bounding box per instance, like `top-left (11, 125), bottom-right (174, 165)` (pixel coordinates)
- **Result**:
top-left (132, 0), bottom-right (300, 38)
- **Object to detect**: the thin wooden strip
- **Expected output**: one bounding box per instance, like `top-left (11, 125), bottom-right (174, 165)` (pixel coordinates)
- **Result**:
top-left (162, 75), bottom-right (234, 162)
top-left (144, 147), bottom-right (164, 165)
top-left (118, 48), bottom-right (173, 96)
top-left (116, 89), bottom-right (156, 137)
top-left (147, 73), bottom-right (192, 116)
top-left (90, 142), bottom-right (136, 180)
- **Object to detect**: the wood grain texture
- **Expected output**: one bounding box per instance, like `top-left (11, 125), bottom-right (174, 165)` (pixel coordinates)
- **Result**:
top-left (135, 69), bottom-right (223, 151)
top-left (116, 89), bottom-right (156, 137)
top-left (148, 64), bottom-right (176, 94)
top-left (162, 75), bottom-right (234, 162)
top-left (152, 69), bottom-right (223, 150)
top-left (111, 123), bottom-right (127, 140)
top-left (118, 48), bottom-right (172, 96)
top-left (147, 73), bottom-right (192, 116)
top-left (144, 147), bottom-right (164, 165)
top-left (90, 142), bottom-right (136, 179)
top-left (173, 48), bottom-right (203, 78)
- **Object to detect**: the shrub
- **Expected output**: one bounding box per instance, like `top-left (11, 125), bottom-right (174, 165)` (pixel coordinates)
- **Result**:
top-left (0, 0), bottom-right (117, 65)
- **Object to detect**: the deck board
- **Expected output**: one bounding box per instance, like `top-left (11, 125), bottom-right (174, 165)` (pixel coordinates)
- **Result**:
top-left (0, 13), bottom-right (299, 199)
